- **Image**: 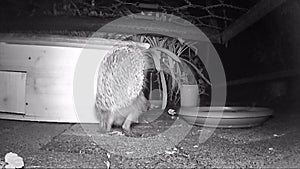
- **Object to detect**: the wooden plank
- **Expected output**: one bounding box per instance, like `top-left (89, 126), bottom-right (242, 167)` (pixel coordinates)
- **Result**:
top-left (220, 0), bottom-right (287, 43)
top-left (0, 15), bottom-right (220, 43)
top-left (0, 41), bottom-right (112, 123)
top-left (0, 33), bottom-right (149, 49)
top-left (0, 33), bottom-right (153, 123)
top-left (0, 43), bottom-right (80, 71)
top-left (0, 71), bottom-right (26, 114)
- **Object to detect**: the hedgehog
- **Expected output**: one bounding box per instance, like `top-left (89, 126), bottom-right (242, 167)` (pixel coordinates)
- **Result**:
top-left (95, 43), bottom-right (150, 132)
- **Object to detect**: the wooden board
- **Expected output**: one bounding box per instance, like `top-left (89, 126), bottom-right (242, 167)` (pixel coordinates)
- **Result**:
top-left (0, 71), bottom-right (26, 114)
top-left (0, 15), bottom-right (220, 43)
top-left (0, 34), bottom-right (146, 123)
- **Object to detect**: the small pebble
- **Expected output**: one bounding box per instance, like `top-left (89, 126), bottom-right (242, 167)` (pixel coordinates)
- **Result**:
top-left (273, 133), bottom-right (285, 137)
top-left (104, 161), bottom-right (110, 169)
top-left (165, 150), bottom-right (176, 155)
top-left (168, 109), bottom-right (176, 116)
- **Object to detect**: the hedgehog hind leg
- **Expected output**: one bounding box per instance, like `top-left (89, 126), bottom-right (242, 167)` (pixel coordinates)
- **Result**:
top-left (97, 109), bottom-right (114, 133)
top-left (98, 114), bottom-right (107, 133)
top-left (106, 112), bottom-right (115, 132)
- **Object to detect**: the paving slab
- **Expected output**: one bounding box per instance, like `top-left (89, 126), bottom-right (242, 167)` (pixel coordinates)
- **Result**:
top-left (0, 120), bottom-right (72, 157)
top-left (0, 106), bottom-right (300, 168)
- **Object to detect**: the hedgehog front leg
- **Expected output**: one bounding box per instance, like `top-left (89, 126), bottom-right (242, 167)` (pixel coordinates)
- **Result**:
top-left (122, 114), bottom-right (143, 137)
top-left (122, 111), bottom-right (139, 131)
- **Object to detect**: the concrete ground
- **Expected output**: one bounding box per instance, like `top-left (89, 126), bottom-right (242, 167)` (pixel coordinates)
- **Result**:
top-left (0, 105), bottom-right (300, 168)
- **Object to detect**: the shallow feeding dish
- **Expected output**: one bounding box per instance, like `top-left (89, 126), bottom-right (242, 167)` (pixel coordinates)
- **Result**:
top-left (179, 106), bottom-right (273, 128)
